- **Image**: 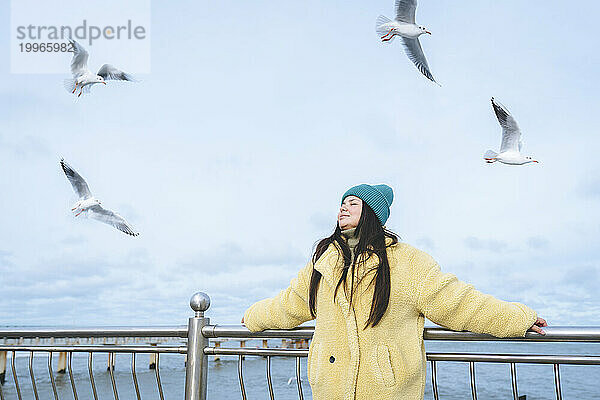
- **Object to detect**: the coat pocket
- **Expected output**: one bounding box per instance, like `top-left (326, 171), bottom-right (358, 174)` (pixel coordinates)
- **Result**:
top-left (373, 343), bottom-right (396, 387)
top-left (307, 342), bottom-right (322, 386)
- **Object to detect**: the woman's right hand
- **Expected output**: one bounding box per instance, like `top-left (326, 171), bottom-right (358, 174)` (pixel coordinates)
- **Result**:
top-left (529, 317), bottom-right (548, 335)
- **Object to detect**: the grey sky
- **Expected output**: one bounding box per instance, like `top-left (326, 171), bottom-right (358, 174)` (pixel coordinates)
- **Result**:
top-left (1, 0), bottom-right (599, 326)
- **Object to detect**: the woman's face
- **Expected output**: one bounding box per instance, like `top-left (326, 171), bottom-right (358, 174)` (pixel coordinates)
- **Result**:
top-left (338, 196), bottom-right (362, 230)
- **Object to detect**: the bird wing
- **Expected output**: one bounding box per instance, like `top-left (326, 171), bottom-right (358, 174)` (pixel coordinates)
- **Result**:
top-left (88, 205), bottom-right (139, 236)
top-left (395, 0), bottom-right (417, 23)
top-left (400, 37), bottom-right (436, 82)
top-left (60, 159), bottom-right (92, 199)
top-left (97, 64), bottom-right (136, 81)
top-left (491, 98), bottom-right (522, 152)
top-left (69, 40), bottom-right (90, 78)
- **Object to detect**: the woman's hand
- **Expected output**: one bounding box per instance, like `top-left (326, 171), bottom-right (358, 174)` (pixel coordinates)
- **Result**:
top-left (529, 317), bottom-right (548, 335)
top-left (241, 316), bottom-right (245, 325)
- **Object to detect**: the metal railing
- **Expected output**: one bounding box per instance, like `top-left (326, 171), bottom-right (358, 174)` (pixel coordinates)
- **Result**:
top-left (0, 326), bottom-right (188, 400)
top-left (422, 326), bottom-right (600, 400)
top-left (202, 325), bottom-right (600, 400)
top-left (1, 292), bottom-right (599, 400)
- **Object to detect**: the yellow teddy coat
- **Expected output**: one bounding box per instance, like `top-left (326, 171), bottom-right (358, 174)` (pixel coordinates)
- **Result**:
top-left (243, 240), bottom-right (537, 400)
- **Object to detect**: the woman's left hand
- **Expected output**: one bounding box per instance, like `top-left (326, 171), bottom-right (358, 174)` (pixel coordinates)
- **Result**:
top-left (529, 317), bottom-right (548, 335)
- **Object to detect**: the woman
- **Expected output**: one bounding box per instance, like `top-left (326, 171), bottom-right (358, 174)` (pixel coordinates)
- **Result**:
top-left (242, 183), bottom-right (547, 400)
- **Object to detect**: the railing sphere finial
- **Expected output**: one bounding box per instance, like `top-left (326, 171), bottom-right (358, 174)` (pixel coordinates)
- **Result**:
top-left (190, 292), bottom-right (211, 316)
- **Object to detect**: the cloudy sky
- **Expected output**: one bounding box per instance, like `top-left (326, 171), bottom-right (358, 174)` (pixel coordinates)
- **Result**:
top-left (1, 0), bottom-right (599, 327)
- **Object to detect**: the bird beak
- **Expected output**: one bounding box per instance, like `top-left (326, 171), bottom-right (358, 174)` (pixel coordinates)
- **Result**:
top-left (426, 31), bottom-right (432, 35)
top-left (102, 82), bottom-right (106, 85)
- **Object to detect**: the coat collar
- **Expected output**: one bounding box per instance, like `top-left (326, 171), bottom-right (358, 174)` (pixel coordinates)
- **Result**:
top-left (312, 241), bottom-right (344, 290)
top-left (313, 238), bottom-right (395, 291)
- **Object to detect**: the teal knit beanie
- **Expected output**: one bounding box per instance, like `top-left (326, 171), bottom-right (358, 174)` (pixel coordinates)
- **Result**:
top-left (341, 184), bottom-right (394, 225)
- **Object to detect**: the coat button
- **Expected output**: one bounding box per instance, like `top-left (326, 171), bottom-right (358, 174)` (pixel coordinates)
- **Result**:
top-left (329, 356), bottom-right (335, 363)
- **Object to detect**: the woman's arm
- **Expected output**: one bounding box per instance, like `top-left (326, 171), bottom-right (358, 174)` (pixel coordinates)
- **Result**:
top-left (411, 249), bottom-right (539, 337)
top-left (243, 261), bottom-right (314, 332)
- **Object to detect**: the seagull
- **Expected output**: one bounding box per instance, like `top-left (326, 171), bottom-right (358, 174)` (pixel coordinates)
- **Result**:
top-left (484, 97), bottom-right (539, 165)
top-left (60, 159), bottom-right (139, 236)
top-left (64, 39), bottom-right (136, 97)
top-left (376, 0), bottom-right (437, 83)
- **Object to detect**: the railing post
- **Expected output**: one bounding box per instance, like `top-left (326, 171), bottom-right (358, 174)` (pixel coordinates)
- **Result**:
top-left (184, 292), bottom-right (211, 400)
top-left (0, 351), bottom-right (6, 385)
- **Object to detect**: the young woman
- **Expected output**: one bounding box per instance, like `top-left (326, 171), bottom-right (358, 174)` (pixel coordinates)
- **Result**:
top-left (243, 183), bottom-right (547, 400)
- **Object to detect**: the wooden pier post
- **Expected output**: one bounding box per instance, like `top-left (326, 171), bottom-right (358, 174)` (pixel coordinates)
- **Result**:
top-left (0, 351), bottom-right (6, 385)
top-left (240, 340), bottom-right (246, 360)
top-left (149, 343), bottom-right (158, 369)
top-left (213, 341), bottom-right (221, 362)
top-left (57, 352), bottom-right (67, 374)
top-left (107, 353), bottom-right (115, 371)
top-left (260, 339), bottom-right (269, 359)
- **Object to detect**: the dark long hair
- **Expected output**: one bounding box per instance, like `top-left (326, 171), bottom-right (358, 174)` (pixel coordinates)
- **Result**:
top-left (308, 201), bottom-right (398, 329)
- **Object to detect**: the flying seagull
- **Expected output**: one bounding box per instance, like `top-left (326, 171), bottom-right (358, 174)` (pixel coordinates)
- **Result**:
top-left (376, 0), bottom-right (437, 83)
top-left (64, 39), bottom-right (136, 97)
top-left (484, 97), bottom-right (539, 165)
top-left (60, 158), bottom-right (139, 236)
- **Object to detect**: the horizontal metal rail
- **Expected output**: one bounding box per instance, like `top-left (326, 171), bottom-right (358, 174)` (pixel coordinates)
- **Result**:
top-left (203, 347), bottom-right (600, 366)
top-left (0, 326), bottom-right (188, 339)
top-left (4, 325), bottom-right (598, 342)
top-left (205, 347), bottom-right (308, 357)
top-left (203, 325), bottom-right (314, 339)
top-left (427, 352), bottom-right (600, 365)
top-left (424, 326), bottom-right (600, 342)
top-left (0, 345), bottom-right (186, 353)
top-left (201, 325), bottom-right (600, 342)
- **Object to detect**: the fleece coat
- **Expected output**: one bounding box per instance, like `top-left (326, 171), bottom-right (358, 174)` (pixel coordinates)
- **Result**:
top-left (243, 240), bottom-right (537, 400)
